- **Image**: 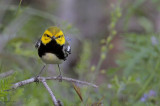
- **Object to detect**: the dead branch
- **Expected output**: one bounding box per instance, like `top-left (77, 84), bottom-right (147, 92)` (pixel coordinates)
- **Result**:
top-left (41, 78), bottom-right (59, 106)
top-left (0, 70), bottom-right (14, 78)
top-left (11, 76), bottom-right (98, 89)
top-left (11, 76), bottom-right (98, 106)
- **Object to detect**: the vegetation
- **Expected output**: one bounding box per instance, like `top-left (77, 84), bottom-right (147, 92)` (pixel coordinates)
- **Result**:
top-left (0, 0), bottom-right (160, 105)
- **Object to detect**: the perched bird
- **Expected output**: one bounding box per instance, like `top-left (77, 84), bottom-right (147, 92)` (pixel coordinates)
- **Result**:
top-left (35, 26), bottom-right (71, 81)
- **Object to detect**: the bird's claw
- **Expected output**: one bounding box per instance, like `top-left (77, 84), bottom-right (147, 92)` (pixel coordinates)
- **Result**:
top-left (34, 75), bottom-right (40, 84)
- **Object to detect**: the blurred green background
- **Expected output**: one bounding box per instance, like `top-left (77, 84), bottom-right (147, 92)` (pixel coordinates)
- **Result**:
top-left (0, 0), bottom-right (160, 105)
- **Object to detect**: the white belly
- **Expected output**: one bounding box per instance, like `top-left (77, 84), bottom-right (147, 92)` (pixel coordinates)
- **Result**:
top-left (41, 53), bottom-right (63, 64)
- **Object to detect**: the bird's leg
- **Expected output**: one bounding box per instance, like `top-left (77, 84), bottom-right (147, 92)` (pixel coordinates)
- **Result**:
top-left (34, 64), bottom-right (46, 83)
top-left (56, 64), bottom-right (62, 82)
top-left (38, 64), bottom-right (46, 76)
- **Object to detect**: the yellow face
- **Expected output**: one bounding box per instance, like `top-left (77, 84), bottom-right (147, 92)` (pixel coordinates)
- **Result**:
top-left (41, 26), bottom-right (65, 45)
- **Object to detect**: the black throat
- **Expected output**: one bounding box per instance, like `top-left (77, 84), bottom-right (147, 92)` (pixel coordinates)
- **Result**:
top-left (38, 40), bottom-right (65, 60)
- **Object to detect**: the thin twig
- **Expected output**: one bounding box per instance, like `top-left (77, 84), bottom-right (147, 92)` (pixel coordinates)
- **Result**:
top-left (12, 77), bottom-right (35, 89)
top-left (41, 79), bottom-right (58, 106)
top-left (11, 76), bottom-right (98, 89)
top-left (11, 76), bottom-right (97, 106)
top-left (0, 70), bottom-right (14, 78)
top-left (45, 76), bottom-right (98, 88)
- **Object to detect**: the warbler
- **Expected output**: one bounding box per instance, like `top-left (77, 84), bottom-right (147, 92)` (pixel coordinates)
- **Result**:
top-left (35, 26), bottom-right (71, 81)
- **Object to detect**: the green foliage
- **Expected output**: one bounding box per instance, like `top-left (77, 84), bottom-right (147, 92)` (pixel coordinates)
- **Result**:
top-left (107, 34), bottom-right (160, 105)
top-left (0, 71), bottom-right (16, 105)
top-left (1, 0), bottom-right (160, 105)
top-left (118, 34), bottom-right (160, 76)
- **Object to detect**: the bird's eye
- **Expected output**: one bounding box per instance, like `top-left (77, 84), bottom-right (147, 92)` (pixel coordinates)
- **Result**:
top-left (44, 34), bottom-right (50, 37)
top-left (58, 35), bottom-right (63, 38)
top-left (46, 34), bottom-right (50, 37)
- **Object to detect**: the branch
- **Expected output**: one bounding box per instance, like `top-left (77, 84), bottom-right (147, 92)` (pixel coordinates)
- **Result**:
top-left (11, 76), bottom-right (98, 106)
top-left (41, 79), bottom-right (59, 106)
top-left (11, 76), bottom-right (98, 89)
top-left (0, 70), bottom-right (14, 78)
top-left (45, 76), bottom-right (98, 88)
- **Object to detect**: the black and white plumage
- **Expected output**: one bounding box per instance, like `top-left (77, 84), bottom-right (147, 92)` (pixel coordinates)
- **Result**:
top-left (35, 38), bottom-right (71, 64)
top-left (35, 26), bottom-right (71, 80)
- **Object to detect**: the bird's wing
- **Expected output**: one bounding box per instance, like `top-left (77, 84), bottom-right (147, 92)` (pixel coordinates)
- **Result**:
top-left (63, 40), bottom-right (71, 60)
top-left (35, 37), bottom-right (41, 49)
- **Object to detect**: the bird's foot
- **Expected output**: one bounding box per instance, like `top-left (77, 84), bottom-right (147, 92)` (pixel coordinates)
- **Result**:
top-left (34, 75), bottom-right (40, 84)
top-left (56, 75), bottom-right (62, 82)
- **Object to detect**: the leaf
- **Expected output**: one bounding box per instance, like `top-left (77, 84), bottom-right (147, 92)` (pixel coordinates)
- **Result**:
top-left (72, 82), bottom-right (83, 102)
top-left (91, 96), bottom-right (104, 106)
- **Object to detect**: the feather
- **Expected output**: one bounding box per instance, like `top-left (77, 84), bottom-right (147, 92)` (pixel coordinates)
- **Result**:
top-left (35, 38), bottom-right (41, 49)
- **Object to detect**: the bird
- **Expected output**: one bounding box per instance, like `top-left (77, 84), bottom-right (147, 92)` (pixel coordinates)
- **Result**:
top-left (35, 26), bottom-right (71, 81)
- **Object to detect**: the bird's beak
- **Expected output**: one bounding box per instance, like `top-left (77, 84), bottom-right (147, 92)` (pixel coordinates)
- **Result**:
top-left (51, 36), bottom-right (57, 40)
